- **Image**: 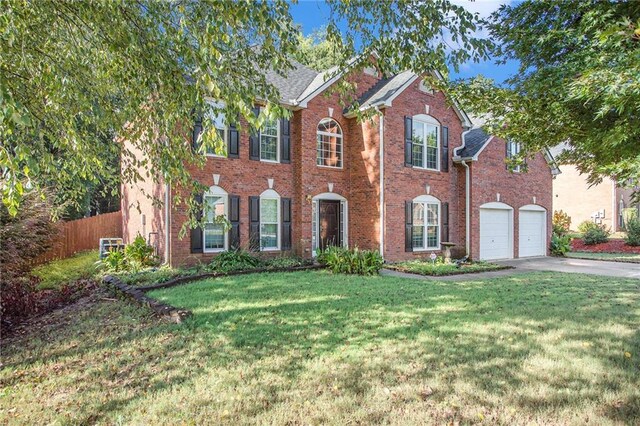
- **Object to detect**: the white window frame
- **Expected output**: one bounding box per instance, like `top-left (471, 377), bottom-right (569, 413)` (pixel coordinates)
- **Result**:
top-left (412, 114), bottom-right (440, 172)
top-left (203, 185), bottom-right (229, 253)
top-left (205, 100), bottom-right (227, 158)
top-left (259, 110), bottom-right (280, 163)
top-left (311, 192), bottom-right (348, 256)
top-left (507, 140), bottom-right (522, 172)
top-left (316, 118), bottom-right (344, 169)
top-left (259, 189), bottom-right (281, 251)
top-left (418, 80), bottom-right (434, 95)
top-left (412, 194), bottom-right (441, 251)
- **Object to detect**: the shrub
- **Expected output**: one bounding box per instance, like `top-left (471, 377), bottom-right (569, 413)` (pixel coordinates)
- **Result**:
top-left (582, 224), bottom-right (610, 245)
top-left (124, 235), bottom-right (158, 269)
top-left (550, 232), bottom-right (572, 256)
top-left (624, 217), bottom-right (640, 246)
top-left (552, 210), bottom-right (571, 236)
top-left (577, 220), bottom-right (599, 234)
top-left (316, 246), bottom-right (383, 275)
top-left (207, 249), bottom-right (263, 273)
top-left (101, 249), bottom-right (128, 272)
top-left (266, 256), bottom-right (312, 270)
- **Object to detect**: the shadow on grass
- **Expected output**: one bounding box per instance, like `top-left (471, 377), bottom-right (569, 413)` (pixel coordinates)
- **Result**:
top-left (2, 270), bottom-right (639, 424)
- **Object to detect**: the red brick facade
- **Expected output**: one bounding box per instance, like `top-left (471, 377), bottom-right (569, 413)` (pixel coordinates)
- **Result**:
top-left (121, 68), bottom-right (553, 266)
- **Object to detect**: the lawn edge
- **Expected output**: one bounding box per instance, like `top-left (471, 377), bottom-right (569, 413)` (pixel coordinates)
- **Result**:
top-left (383, 264), bottom-right (514, 277)
top-left (564, 253), bottom-right (640, 264)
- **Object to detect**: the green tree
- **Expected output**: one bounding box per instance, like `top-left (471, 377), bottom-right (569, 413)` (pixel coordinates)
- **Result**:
top-left (453, 0), bottom-right (640, 196)
top-left (295, 26), bottom-right (343, 71)
top-left (1, 0), bottom-right (489, 226)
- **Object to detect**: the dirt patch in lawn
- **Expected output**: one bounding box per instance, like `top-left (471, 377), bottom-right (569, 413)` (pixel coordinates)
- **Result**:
top-left (571, 238), bottom-right (640, 254)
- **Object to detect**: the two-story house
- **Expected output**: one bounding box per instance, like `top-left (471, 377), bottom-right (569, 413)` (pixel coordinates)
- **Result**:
top-left (121, 59), bottom-right (558, 266)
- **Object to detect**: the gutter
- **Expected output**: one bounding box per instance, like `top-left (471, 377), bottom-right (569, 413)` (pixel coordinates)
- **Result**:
top-left (164, 183), bottom-right (170, 265)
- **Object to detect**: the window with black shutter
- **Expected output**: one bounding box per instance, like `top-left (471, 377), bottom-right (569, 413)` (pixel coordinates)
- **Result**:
top-left (442, 202), bottom-right (449, 242)
top-left (228, 119), bottom-right (239, 159)
top-left (281, 198), bottom-right (292, 250)
top-left (249, 107), bottom-right (261, 160)
top-left (404, 116), bottom-right (413, 167)
top-left (405, 200), bottom-right (413, 252)
top-left (280, 118), bottom-right (291, 163)
top-left (441, 126), bottom-right (449, 172)
top-left (229, 195), bottom-right (240, 248)
top-left (249, 196), bottom-right (260, 251)
top-left (190, 194), bottom-right (204, 253)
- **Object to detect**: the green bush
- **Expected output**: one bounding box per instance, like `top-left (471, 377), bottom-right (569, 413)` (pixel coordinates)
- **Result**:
top-left (550, 232), bottom-right (572, 256)
top-left (266, 256), bottom-right (312, 270)
top-left (577, 220), bottom-right (599, 234)
top-left (124, 235), bottom-right (158, 269)
top-left (207, 249), bottom-right (263, 273)
top-left (552, 210), bottom-right (571, 236)
top-left (582, 225), bottom-right (610, 245)
top-left (316, 246), bottom-right (383, 275)
top-left (624, 217), bottom-right (640, 246)
top-left (102, 249), bottom-right (128, 272)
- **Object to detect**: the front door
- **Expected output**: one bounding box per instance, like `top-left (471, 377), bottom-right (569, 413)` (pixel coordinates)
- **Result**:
top-left (319, 200), bottom-right (341, 250)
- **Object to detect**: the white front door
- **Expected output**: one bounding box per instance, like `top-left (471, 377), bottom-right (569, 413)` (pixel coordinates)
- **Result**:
top-left (519, 209), bottom-right (546, 257)
top-left (480, 208), bottom-right (513, 260)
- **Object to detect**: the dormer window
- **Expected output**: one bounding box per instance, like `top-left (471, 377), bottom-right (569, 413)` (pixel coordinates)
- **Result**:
top-left (506, 141), bottom-right (522, 172)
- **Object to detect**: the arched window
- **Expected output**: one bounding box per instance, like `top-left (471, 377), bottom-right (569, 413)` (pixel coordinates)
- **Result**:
top-left (412, 195), bottom-right (441, 250)
top-left (203, 185), bottom-right (228, 252)
top-left (260, 189), bottom-right (281, 250)
top-left (412, 114), bottom-right (440, 171)
top-left (316, 118), bottom-right (343, 168)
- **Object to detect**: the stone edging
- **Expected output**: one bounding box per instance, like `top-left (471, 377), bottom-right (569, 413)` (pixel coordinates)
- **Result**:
top-left (103, 275), bottom-right (192, 324)
top-left (383, 264), bottom-right (513, 277)
top-left (136, 264), bottom-right (324, 291)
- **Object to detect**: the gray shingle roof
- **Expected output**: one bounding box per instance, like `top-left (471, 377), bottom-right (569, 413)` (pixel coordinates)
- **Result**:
top-left (457, 128), bottom-right (491, 158)
top-left (355, 70), bottom-right (416, 109)
top-left (264, 60), bottom-right (319, 103)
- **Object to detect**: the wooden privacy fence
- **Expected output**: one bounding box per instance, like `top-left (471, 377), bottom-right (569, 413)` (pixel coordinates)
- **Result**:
top-left (34, 211), bottom-right (122, 265)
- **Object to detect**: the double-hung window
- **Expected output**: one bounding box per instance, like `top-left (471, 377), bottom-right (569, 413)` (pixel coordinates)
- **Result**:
top-left (260, 190), bottom-right (280, 250)
top-left (316, 118), bottom-right (343, 168)
top-left (412, 196), bottom-right (440, 250)
top-left (412, 116), bottom-right (440, 171)
top-left (203, 188), bottom-right (228, 252)
top-left (205, 101), bottom-right (227, 157)
top-left (260, 117), bottom-right (279, 162)
top-left (506, 141), bottom-right (521, 172)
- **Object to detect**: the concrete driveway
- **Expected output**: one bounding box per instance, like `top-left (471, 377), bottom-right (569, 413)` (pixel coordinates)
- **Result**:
top-left (496, 257), bottom-right (640, 279)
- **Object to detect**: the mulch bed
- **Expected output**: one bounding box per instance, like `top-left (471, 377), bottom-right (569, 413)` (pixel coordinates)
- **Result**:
top-left (571, 238), bottom-right (640, 254)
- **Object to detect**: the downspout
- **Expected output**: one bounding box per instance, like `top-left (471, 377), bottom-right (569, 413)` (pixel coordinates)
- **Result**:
top-left (378, 110), bottom-right (385, 258)
top-left (460, 160), bottom-right (471, 256)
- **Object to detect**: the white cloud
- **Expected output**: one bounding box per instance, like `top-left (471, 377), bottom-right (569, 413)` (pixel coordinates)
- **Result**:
top-left (449, 0), bottom-right (512, 20)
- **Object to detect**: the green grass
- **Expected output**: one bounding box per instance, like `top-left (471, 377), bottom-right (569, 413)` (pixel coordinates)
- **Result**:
top-left (566, 252), bottom-right (640, 263)
top-left (2, 271), bottom-right (639, 425)
top-left (388, 259), bottom-right (508, 276)
top-left (32, 250), bottom-right (99, 290)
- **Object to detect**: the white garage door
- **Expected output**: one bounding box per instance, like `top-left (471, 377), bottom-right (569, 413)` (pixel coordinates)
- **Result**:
top-left (519, 208), bottom-right (546, 257)
top-left (480, 206), bottom-right (513, 260)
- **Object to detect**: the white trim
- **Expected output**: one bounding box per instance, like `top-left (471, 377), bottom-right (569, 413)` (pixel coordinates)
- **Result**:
top-left (412, 115), bottom-right (440, 172)
top-left (312, 192), bottom-right (347, 202)
top-left (259, 109), bottom-right (280, 163)
top-left (519, 204), bottom-right (546, 212)
top-left (203, 185), bottom-right (229, 253)
top-left (411, 195), bottom-right (441, 251)
top-left (311, 193), bottom-right (349, 255)
top-left (316, 118), bottom-right (344, 169)
top-left (480, 201), bottom-right (514, 210)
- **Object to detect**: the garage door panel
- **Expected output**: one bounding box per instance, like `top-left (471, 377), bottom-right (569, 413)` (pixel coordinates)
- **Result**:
top-left (480, 208), bottom-right (512, 260)
top-left (519, 210), bottom-right (546, 257)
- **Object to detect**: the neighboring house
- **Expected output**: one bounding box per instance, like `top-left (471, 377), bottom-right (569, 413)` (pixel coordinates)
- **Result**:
top-left (121, 59), bottom-right (558, 266)
top-left (551, 146), bottom-right (638, 231)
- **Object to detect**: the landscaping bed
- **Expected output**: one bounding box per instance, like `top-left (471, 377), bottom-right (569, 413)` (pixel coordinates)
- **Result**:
top-left (571, 238), bottom-right (640, 254)
top-left (566, 251), bottom-right (640, 263)
top-left (386, 259), bottom-right (510, 276)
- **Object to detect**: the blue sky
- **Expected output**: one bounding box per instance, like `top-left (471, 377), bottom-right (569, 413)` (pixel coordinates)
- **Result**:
top-left (290, 0), bottom-right (519, 84)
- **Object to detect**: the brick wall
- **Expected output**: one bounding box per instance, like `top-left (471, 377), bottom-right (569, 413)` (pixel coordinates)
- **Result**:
top-left (469, 136), bottom-right (553, 259)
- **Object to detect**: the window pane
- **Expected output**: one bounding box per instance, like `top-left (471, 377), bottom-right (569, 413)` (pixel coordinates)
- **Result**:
top-left (260, 199), bottom-right (278, 222)
top-left (316, 133), bottom-right (342, 167)
top-left (206, 128), bottom-right (226, 155)
top-left (204, 223), bottom-right (225, 249)
top-left (427, 203), bottom-right (439, 225)
top-left (204, 196), bottom-right (224, 222)
top-left (260, 118), bottom-right (278, 161)
top-left (427, 226), bottom-right (438, 249)
top-left (413, 203), bottom-right (425, 226)
top-left (412, 143), bottom-right (424, 168)
top-left (412, 226), bottom-right (424, 249)
top-left (260, 224), bottom-right (278, 249)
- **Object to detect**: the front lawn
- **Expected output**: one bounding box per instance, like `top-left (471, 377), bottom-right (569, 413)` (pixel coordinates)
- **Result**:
top-left (32, 250), bottom-right (99, 290)
top-left (566, 251), bottom-right (640, 263)
top-left (3, 271), bottom-right (638, 424)
top-left (387, 259), bottom-right (508, 276)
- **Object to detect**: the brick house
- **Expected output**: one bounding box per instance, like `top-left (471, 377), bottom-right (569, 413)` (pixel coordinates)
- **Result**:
top-left (121, 60), bottom-right (559, 266)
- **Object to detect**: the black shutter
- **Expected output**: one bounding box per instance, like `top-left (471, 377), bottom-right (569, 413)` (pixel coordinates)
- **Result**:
top-left (506, 141), bottom-right (512, 170)
top-left (192, 116), bottom-right (203, 151)
top-left (228, 118), bottom-right (239, 158)
top-left (441, 202), bottom-right (449, 243)
top-left (280, 118), bottom-right (291, 164)
top-left (405, 200), bottom-right (413, 252)
top-left (229, 195), bottom-right (240, 249)
top-left (404, 116), bottom-right (413, 167)
top-left (249, 107), bottom-right (261, 160)
top-left (249, 196), bottom-right (260, 251)
top-left (190, 194), bottom-right (204, 253)
top-left (281, 198), bottom-right (292, 250)
top-left (441, 126), bottom-right (449, 172)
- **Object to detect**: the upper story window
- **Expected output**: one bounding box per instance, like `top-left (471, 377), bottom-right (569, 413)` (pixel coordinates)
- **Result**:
top-left (260, 189), bottom-right (280, 250)
top-left (412, 195), bottom-right (440, 250)
top-left (205, 107), bottom-right (227, 157)
top-left (506, 140), bottom-right (522, 172)
top-left (316, 118), bottom-right (343, 168)
top-left (412, 115), bottom-right (440, 171)
top-left (260, 117), bottom-right (279, 162)
top-left (203, 186), bottom-right (228, 252)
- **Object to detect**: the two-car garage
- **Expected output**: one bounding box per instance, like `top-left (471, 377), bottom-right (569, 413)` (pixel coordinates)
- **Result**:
top-left (479, 203), bottom-right (547, 260)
